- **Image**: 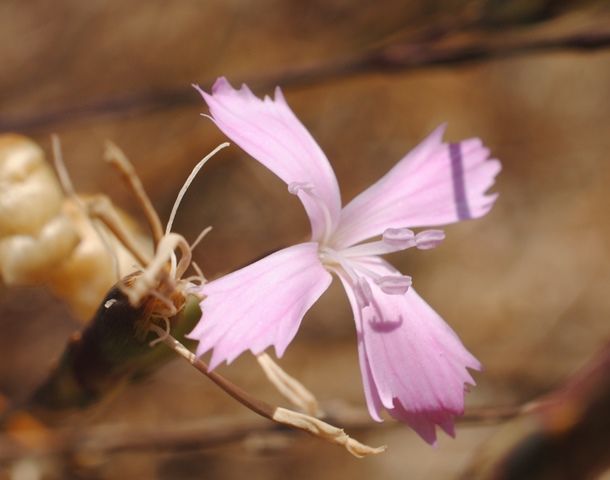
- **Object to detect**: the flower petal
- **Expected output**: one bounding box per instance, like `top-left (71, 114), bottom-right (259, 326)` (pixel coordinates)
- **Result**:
top-left (333, 124), bottom-right (501, 249)
top-left (337, 257), bottom-right (481, 446)
top-left (195, 78), bottom-right (341, 242)
top-left (187, 242), bottom-right (332, 370)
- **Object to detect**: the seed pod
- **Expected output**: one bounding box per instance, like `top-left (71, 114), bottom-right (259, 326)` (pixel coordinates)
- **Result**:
top-left (23, 272), bottom-right (199, 421)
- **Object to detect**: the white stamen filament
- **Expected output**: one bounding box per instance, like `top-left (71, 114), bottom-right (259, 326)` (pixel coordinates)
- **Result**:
top-left (340, 228), bottom-right (416, 258)
top-left (320, 247), bottom-right (360, 285)
top-left (320, 249), bottom-right (371, 307)
top-left (320, 246), bottom-right (411, 308)
top-left (354, 277), bottom-right (373, 309)
top-left (288, 182), bottom-right (333, 245)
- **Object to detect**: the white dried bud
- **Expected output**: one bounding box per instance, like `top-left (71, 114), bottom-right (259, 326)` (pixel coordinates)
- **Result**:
top-left (0, 134), bottom-right (64, 237)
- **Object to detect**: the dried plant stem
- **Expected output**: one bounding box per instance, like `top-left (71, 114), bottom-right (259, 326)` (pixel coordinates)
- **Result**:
top-left (151, 328), bottom-right (274, 419)
top-left (151, 328), bottom-right (386, 457)
top-left (104, 141), bottom-right (164, 246)
top-left (256, 352), bottom-right (321, 417)
top-left (271, 408), bottom-right (386, 458)
top-left (4, 15), bottom-right (610, 133)
top-left (85, 195), bottom-right (152, 268)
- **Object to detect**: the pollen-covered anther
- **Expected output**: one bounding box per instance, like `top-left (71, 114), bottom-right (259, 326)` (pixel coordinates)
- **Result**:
top-left (376, 274), bottom-right (412, 295)
top-left (415, 229), bottom-right (445, 250)
top-left (382, 228), bottom-right (416, 248)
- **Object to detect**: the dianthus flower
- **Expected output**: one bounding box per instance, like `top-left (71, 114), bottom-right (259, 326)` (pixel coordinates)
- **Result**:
top-left (187, 77), bottom-right (501, 445)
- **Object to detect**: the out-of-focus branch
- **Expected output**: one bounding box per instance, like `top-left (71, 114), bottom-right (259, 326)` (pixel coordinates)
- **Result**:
top-left (2, 12), bottom-right (610, 133)
top-left (0, 414), bottom-right (274, 461)
top-left (460, 341), bottom-right (610, 480)
top-left (0, 402), bottom-right (523, 462)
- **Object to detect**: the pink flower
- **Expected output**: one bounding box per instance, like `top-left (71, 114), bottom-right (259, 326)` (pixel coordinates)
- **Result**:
top-left (188, 77), bottom-right (501, 445)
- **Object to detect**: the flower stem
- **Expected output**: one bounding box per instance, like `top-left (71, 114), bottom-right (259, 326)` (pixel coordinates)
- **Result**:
top-left (154, 331), bottom-right (387, 457)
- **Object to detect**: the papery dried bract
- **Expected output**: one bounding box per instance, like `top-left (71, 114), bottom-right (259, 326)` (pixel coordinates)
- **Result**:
top-left (0, 134), bottom-right (148, 320)
top-left (0, 134), bottom-right (80, 285)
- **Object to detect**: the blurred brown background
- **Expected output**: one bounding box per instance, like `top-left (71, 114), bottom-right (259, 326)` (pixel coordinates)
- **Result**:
top-left (2, 0), bottom-right (610, 478)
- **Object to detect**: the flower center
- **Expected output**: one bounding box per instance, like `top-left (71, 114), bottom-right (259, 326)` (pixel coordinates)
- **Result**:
top-left (288, 181), bottom-right (445, 310)
top-left (319, 227), bottom-right (445, 309)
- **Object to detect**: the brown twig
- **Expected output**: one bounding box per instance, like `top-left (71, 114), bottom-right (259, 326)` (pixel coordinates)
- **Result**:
top-left (0, 401), bottom-right (527, 462)
top-left (460, 341), bottom-right (610, 479)
top-left (2, 16), bottom-right (610, 133)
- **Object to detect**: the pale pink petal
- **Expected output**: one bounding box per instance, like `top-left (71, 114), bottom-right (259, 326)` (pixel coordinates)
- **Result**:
top-left (333, 124), bottom-right (501, 249)
top-left (337, 257), bottom-right (481, 446)
top-left (187, 242), bottom-right (332, 370)
top-left (195, 78), bottom-right (341, 242)
top-left (357, 332), bottom-right (385, 423)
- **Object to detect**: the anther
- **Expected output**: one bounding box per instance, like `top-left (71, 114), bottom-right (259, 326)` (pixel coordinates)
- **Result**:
top-left (376, 275), bottom-right (412, 295)
top-left (382, 228), bottom-right (415, 248)
top-left (415, 229), bottom-right (445, 250)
